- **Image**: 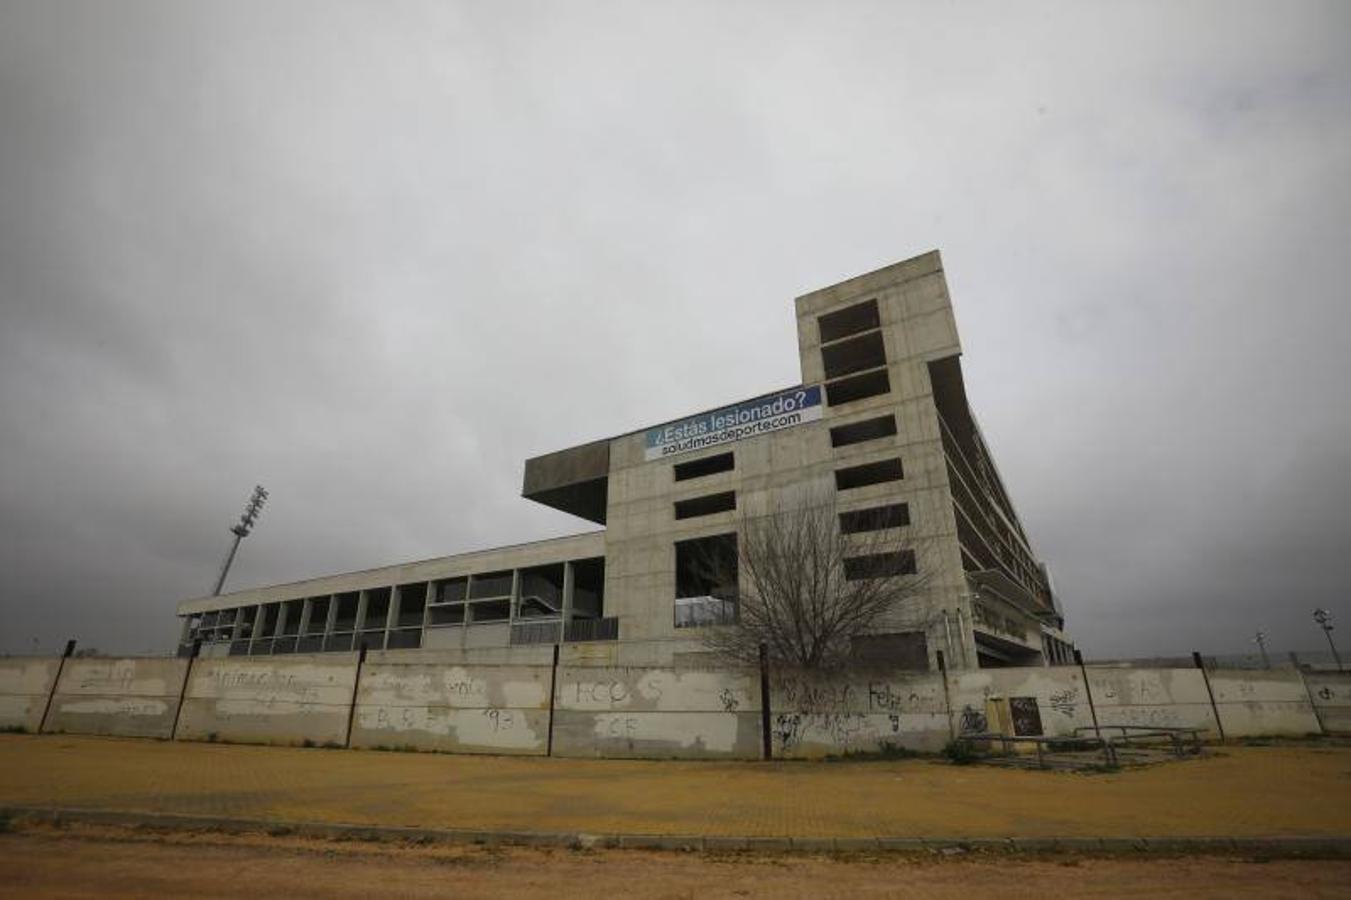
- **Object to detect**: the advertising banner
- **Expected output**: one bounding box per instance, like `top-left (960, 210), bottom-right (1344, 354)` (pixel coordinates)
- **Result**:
top-left (644, 385), bottom-right (823, 461)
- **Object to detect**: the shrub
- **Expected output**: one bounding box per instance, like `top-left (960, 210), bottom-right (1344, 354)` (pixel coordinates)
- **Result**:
top-left (832, 740), bottom-right (922, 761)
top-left (942, 739), bottom-right (979, 765)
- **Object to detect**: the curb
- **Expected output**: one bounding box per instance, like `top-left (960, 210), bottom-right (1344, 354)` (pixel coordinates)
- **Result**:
top-left (3, 807), bottom-right (1349, 859)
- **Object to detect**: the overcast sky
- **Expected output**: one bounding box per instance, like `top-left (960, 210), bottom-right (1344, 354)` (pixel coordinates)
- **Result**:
top-left (1, 1), bottom-right (1348, 659)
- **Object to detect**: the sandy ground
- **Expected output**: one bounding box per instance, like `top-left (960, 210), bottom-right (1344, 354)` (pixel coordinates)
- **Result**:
top-left (1, 824), bottom-right (1349, 899)
top-left (1, 734), bottom-right (1349, 839)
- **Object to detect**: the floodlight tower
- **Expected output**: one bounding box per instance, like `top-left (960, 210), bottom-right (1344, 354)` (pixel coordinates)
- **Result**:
top-left (1252, 629), bottom-right (1270, 669)
top-left (212, 485), bottom-right (268, 596)
top-left (1313, 608), bottom-right (1343, 672)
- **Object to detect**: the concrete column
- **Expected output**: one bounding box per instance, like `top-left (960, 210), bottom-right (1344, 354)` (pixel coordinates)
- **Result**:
top-left (324, 594), bottom-right (338, 636)
top-left (274, 602), bottom-right (289, 639)
top-left (562, 561), bottom-right (576, 627)
top-left (179, 616), bottom-right (193, 645)
top-left (954, 605), bottom-right (973, 669)
top-left (421, 582), bottom-right (434, 632)
top-left (508, 569), bottom-right (521, 624)
top-left (228, 605), bottom-right (247, 640)
top-left (297, 599), bottom-right (314, 637)
top-left (386, 581), bottom-right (399, 629)
top-left (383, 584), bottom-right (398, 644)
top-left (354, 591), bottom-right (369, 633)
top-left (250, 605), bottom-right (266, 650)
top-left (459, 577), bottom-right (472, 650)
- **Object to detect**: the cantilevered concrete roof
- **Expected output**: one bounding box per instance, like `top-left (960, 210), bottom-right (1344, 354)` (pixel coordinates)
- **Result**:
top-left (520, 438), bottom-right (610, 524)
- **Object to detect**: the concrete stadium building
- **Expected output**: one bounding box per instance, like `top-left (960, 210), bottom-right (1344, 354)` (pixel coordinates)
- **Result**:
top-left (176, 251), bottom-right (1074, 670)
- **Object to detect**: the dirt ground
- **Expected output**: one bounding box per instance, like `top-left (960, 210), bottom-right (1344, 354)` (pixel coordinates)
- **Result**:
top-left (1, 823), bottom-right (1348, 899)
top-left (1, 734), bottom-right (1349, 839)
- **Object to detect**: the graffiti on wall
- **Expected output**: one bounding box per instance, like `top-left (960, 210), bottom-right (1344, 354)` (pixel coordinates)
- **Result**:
top-left (1049, 687), bottom-right (1078, 717)
top-left (772, 711), bottom-right (902, 751)
top-left (1009, 697), bottom-right (1043, 736)
top-left (958, 705), bottom-right (987, 735)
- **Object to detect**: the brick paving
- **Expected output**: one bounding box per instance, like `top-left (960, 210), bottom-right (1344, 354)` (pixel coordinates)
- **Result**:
top-left (1, 734), bottom-right (1348, 839)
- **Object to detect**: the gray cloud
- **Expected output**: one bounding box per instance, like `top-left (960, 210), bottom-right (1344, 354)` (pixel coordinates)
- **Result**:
top-left (1, 0), bottom-right (1348, 657)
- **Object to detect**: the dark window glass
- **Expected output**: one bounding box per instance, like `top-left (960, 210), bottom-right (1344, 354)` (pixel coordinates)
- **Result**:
top-left (470, 598), bottom-right (511, 622)
top-left (830, 415), bottom-right (897, 448)
top-left (469, 571), bottom-right (512, 599)
top-left (835, 458), bottom-right (904, 490)
top-left (386, 629), bottom-right (422, 649)
top-left (259, 603), bottom-right (281, 637)
top-left (571, 557), bottom-right (605, 619)
top-left (839, 503), bottom-right (910, 533)
top-left (332, 592), bottom-right (359, 631)
top-left (279, 600), bottom-right (303, 636)
top-left (674, 491), bottom-right (736, 520)
top-left (675, 533), bottom-right (738, 600)
top-left (323, 632), bottom-right (354, 652)
top-left (428, 605), bottom-right (464, 626)
top-left (821, 330), bottom-right (887, 379)
top-left (305, 597), bottom-right (330, 634)
top-left (435, 577), bottom-right (467, 603)
top-left (518, 564), bottom-right (564, 618)
top-left (818, 299), bottom-right (880, 344)
top-left (362, 587), bottom-right (391, 630)
top-left (396, 583), bottom-right (427, 627)
top-left (825, 369), bottom-right (891, 407)
top-left (674, 452), bottom-right (734, 481)
top-left (843, 550), bottom-right (917, 580)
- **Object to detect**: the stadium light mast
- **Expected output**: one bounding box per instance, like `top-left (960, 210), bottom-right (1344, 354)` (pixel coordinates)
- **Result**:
top-left (1313, 608), bottom-right (1343, 672)
top-left (1252, 629), bottom-right (1270, 669)
top-left (212, 485), bottom-right (268, 596)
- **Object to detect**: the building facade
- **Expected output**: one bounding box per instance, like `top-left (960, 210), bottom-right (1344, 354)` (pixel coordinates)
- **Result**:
top-left (176, 251), bottom-right (1074, 670)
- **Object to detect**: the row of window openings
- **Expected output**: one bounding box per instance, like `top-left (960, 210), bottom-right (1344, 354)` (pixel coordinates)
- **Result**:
top-left (672, 454), bottom-right (904, 525)
top-left (673, 410), bottom-right (898, 488)
top-left (667, 303), bottom-right (899, 522)
top-left (1043, 635), bottom-right (1075, 666)
top-left (940, 432), bottom-right (1044, 589)
top-left (189, 559), bottom-right (605, 643)
top-left (972, 602), bottom-right (1028, 641)
top-left (818, 299), bottom-right (892, 408)
top-left (672, 502), bottom-right (915, 628)
top-left (821, 305), bottom-right (910, 609)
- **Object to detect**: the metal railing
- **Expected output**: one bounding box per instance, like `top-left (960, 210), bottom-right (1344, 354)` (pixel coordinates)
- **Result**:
top-left (565, 617), bottom-right (619, 642)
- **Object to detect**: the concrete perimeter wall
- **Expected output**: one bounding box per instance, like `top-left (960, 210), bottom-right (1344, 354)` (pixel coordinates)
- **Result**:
top-left (45, 658), bottom-right (189, 739)
top-left (2, 654), bottom-right (1340, 755)
top-left (943, 667), bottom-right (1318, 742)
top-left (553, 666), bottom-right (761, 759)
top-left (770, 670), bottom-right (950, 758)
top-left (0, 658), bottom-right (61, 732)
top-left (350, 662), bottom-right (551, 755)
top-left (1206, 669), bottom-right (1321, 736)
top-left (1305, 672), bottom-right (1351, 734)
top-left (947, 668), bottom-right (1220, 738)
top-left (175, 655), bottom-right (360, 747)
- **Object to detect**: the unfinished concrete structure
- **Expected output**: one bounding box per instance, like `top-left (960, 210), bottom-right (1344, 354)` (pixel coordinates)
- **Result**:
top-left (176, 251), bottom-right (1074, 670)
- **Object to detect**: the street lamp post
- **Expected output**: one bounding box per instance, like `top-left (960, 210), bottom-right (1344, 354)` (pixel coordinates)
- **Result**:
top-left (212, 485), bottom-right (268, 596)
top-left (1313, 609), bottom-right (1343, 672)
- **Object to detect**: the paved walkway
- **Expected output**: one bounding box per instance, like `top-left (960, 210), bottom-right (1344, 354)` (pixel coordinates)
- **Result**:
top-left (1, 735), bottom-right (1348, 840)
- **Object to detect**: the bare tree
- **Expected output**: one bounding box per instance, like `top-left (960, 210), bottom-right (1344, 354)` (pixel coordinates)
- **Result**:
top-left (689, 490), bottom-right (933, 669)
